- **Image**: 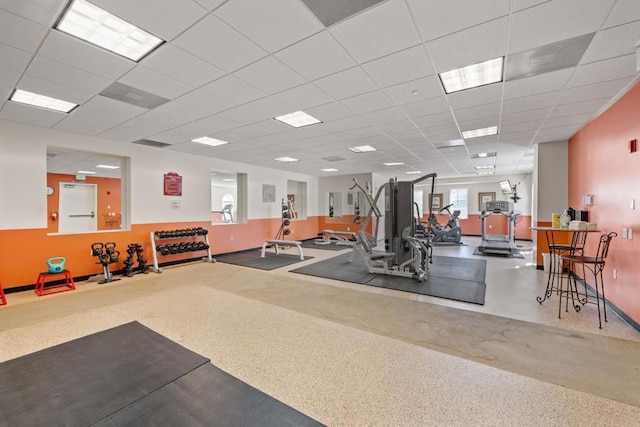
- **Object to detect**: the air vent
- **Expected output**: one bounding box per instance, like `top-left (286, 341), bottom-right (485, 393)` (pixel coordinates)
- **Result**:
top-left (301, 0), bottom-right (387, 27)
top-left (132, 139), bottom-right (171, 148)
top-left (100, 83), bottom-right (169, 109)
top-left (322, 156), bottom-right (346, 162)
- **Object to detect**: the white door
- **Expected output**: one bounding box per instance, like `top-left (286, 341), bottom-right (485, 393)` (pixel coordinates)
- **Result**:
top-left (58, 182), bottom-right (97, 233)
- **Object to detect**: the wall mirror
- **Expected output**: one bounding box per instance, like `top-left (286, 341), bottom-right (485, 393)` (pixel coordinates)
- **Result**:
top-left (47, 148), bottom-right (128, 234)
top-left (287, 180), bottom-right (307, 220)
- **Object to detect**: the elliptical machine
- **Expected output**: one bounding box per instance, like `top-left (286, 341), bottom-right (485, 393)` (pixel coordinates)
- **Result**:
top-left (428, 204), bottom-right (463, 245)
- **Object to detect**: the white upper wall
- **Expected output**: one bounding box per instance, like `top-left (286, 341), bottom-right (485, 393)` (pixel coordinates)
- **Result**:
top-left (0, 119), bottom-right (319, 229)
top-left (534, 141), bottom-right (568, 222)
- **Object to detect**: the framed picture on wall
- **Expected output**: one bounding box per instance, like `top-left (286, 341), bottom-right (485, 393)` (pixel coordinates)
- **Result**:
top-left (478, 192), bottom-right (496, 211)
top-left (429, 193), bottom-right (443, 210)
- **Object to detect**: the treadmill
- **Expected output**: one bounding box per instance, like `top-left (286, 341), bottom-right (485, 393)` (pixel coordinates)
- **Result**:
top-left (478, 200), bottom-right (520, 256)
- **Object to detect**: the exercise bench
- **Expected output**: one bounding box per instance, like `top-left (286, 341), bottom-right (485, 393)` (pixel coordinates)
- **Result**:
top-left (314, 230), bottom-right (356, 246)
top-left (261, 240), bottom-right (304, 260)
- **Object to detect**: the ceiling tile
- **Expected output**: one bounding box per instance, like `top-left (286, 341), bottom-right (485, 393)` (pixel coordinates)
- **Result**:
top-left (0, 8), bottom-right (48, 52)
top-left (508, 0), bottom-right (617, 54)
top-left (0, 100), bottom-right (66, 127)
top-left (212, 120), bottom-right (286, 143)
top-left (602, 0), bottom-right (640, 28)
top-left (556, 77), bottom-right (634, 105)
top-left (407, 0), bottom-right (509, 42)
top-left (329, 0), bottom-right (421, 63)
top-left (314, 67), bottom-right (378, 100)
top-left (0, 68), bottom-right (20, 102)
top-left (384, 75), bottom-right (445, 106)
top-left (499, 120), bottom-right (543, 134)
top-left (275, 83), bottom-right (335, 110)
top-left (173, 14), bottom-right (268, 73)
top-left (191, 0), bottom-right (226, 11)
top-left (0, 0), bottom-right (66, 26)
top-left (453, 102), bottom-right (501, 122)
top-left (543, 112), bottom-right (593, 128)
top-left (580, 21), bottom-right (640, 65)
top-left (400, 96), bottom-right (450, 118)
top-left (275, 31), bottom-right (356, 81)
top-left (142, 44), bottom-right (226, 88)
top-left (91, 0), bottom-right (207, 40)
top-left (447, 84), bottom-right (503, 109)
top-left (26, 56), bottom-right (112, 94)
top-left (501, 91), bottom-right (561, 114)
top-left (174, 90), bottom-right (236, 115)
top-left (501, 107), bottom-right (551, 125)
top-left (54, 95), bottom-right (147, 135)
top-left (38, 31), bottom-right (135, 79)
top-left (17, 74), bottom-right (94, 105)
top-left (548, 98), bottom-right (610, 118)
top-left (306, 101), bottom-right (355, 122)
top-left (361, 45), bottom-right (435, 88)
top-left (568, 54), bottom-right (637, 88)
top-left (0, 43), bottom-right (32, 73)
top-left (426, 16), bottom-right (508, 72)
top-left (215, 0), bottom-right (323, 53)
top-left (233, 56), bottom-right (306, 95)
top-left (201, 74), bottom-right (267, 105)
top-left (503, 68), bottom-right (573, 100)
top-left (510, 0), bottom-right (553, 12)
top-left (411, 111), bottom-right (456, 129)
top-left (341, 90), bottom-right (395, 114)
top-left (119, 66), bottom-right (193, 100)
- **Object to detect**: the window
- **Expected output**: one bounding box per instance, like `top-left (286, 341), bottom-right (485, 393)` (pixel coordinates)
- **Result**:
top-left (47, 148), bottom-right (128, 234)
top-left (449, 188), bottom-right (468, 219)
top-left (211, 171), bottom-right (247, 224)
top-left (413, 189), bottom-right (424, 219)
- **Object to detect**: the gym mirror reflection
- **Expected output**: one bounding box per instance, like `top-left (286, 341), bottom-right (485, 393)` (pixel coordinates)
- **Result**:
top-left (326, 192), bottom-right (342, 220)
top-left (47, 148), bottom-right (127, 234)
top-left (211, 171), bottom-right (247, 225)
top-left (287, 179), bottom-right (307, 220)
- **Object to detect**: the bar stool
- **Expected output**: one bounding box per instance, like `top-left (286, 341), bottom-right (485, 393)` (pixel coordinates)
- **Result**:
top-left (0, 280), bottom-right (6, 306)
top-left (560, 232), bottom-right (617, 328)
top-left (547, 230), bottom-right (588, 292)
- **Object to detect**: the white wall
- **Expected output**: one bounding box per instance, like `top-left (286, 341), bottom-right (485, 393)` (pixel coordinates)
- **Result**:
top-left (0, 119), bottom-right (319, 230)
top-left (534, 141), bottom-right (568, 222)
top-left (318, 173), bottom-right (373, 216)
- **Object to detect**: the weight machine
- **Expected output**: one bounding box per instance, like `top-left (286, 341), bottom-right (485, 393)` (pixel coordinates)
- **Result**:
top-left (477, 200), bottom-right (520, 256)
top-left (349, 172), bottom-right (436, 282)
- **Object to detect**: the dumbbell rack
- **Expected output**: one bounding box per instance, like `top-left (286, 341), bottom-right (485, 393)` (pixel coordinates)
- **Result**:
top-left (150, 228), bottom-right (215, 273)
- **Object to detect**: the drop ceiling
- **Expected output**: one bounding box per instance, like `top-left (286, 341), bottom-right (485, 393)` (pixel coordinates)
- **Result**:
top-left (2, 0), bottom-right (639, 180)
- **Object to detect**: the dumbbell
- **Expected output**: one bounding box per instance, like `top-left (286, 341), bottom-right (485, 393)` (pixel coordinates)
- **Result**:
top-left (184, 242), bottom-right (194, 252)
top-left (166, 244), bottom-right (177, 254)
top-left (283, 219), bottom-right (291, 226)
top-left (176, 242), bottom-right (186, 253)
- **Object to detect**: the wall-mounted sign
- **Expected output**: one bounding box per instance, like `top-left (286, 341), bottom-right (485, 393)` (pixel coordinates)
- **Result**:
top-left (164, 172), bottom-right (182, 196)
top-left (262, 184), bottom-right (275, 203)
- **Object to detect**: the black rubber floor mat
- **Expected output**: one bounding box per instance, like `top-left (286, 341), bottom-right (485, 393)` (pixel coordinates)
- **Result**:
top-left (96, 364), bottom-right (323, 427)
top-left (0, 322), bottom-right (208, 426)
top-left (216, 250), bottom-right (313, 270)
top-left (291, 253), bottom-right (486, 305)
top-left (300, 239), bottom-right (352, 251)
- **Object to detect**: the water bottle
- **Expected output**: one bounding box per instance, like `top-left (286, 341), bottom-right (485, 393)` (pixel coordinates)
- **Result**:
top-left (560, 209), bottom-right (571, 229)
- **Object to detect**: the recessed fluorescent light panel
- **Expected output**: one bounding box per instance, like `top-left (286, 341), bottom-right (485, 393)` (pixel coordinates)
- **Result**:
top-left (470, 152), bottom-right (497, 159)
top-left (222, 178), bottom-right (235, 182)
top-left (274, 111), bottom-right (322, 128)
top-left (191, 136), bottom-right (229, 147)
top-left (55, 0), bottom-right (164, 62)
top-left (347, 145), bottom-right (377, 153)
top-left (96, 164), bottom-right (120, 169)
top-left (462, 126), bottom-right (498, 139)
top-left (77, 170), bottom-right (97, 175)
top-left (384, 162), bottom-right (405, 166)
top-left (477, 170), bottom-right (495, 175)
top-left (406, 171), bottom-right (422, 174)
top-left (321, 168), bottom-right (339, 172)
top-left (474, 165), bottom-right (495, 170)
top-left (274, 157), bottom-right (299, 162)
top-left (10, 89), bottom-right (77, 113)
top-left (439, 57), bottom-right (504, 94)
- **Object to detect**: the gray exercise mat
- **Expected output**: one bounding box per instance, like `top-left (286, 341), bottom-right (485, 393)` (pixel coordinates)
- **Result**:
top-left (290, 252), bottom-right (486, 305)
top-left (97, 364), bottom-right (323, 427)
top-left (0, 322), bottom-right (208, 426)
top-left (215, 250), bottom-right (312, 270)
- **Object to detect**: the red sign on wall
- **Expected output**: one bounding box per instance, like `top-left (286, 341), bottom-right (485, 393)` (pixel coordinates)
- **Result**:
top-left (163, 172), bottom-right (182, 196)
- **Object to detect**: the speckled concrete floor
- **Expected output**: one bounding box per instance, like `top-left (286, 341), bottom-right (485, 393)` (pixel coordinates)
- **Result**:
top-left (1, 237), bottom-right (639, 426)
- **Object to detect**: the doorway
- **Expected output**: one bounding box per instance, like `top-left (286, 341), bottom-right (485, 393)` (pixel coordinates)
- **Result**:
top-left (58, 182), bottom-right (97, 233)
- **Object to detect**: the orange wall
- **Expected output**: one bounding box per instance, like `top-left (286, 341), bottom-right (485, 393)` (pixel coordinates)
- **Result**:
top-left (47, 173), bottom-right (122, 233)
top-left (568, 79), bottom-right (640, 324)
top-left (0, 216), bottom-right (320, 290)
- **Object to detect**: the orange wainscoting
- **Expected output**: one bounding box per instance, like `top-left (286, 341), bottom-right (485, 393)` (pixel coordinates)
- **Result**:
top-left (0, 217), bottom-right (320, 290)
top-left (423, 214), bottom-right (532, 241)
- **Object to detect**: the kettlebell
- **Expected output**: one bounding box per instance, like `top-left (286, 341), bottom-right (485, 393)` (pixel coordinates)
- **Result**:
top-left (47, 257), bottom-right (66, 273)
